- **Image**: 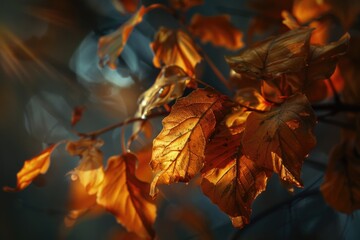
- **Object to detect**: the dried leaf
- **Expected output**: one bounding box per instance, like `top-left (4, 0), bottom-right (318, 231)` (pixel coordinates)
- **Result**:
top-left (169, 0), bottom-right (204, 11)
top-left (136, 65), bottom-right (190, 119)
top-left (71, 106), bottom-right (86, 127)
top-left (66, 138), bottom-right (105, 195)
top-left (98, 6), bottom-right (147, 69)
top-left (150, 88), bottom-right (231, 196)
top-left (97, 153), bottom-right (156, 239)
top-left (321, 140), bottom-right (360, 213)
top-left (188, 14), bottom-right (244, 50)
top-left (3, 145), bottom-right (56, 192)
top-left (242, 94), bottom-right (316, 187)
top-left (112, 0), bottom-right (139, 14)
top-left (226, 28), bottom-right (312, 81)
top-left (201, 124), bottom-right (271, 228)
top-left (151, 27), bottom-right (202, 76)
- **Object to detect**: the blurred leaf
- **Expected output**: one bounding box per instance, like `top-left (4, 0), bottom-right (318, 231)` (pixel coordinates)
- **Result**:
top-left (71, 106), bottom-right (86, 127)
top-left (112, 0), bottom-right (139, 14)
top-left (169, 0), bottom-right (204, 11)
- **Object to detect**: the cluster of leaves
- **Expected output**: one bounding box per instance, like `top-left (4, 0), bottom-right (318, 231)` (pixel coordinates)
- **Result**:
top-left (4, 0), bottom-right (360, 239)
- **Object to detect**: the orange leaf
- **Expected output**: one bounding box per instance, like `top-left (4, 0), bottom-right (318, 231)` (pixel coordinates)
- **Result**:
top-left (242, 94), bottom-right (316, 187)
top-left (321, 140), bottom-right (360, 213)
top-left (98, 6), bottom-right (147, 69)
top-left (112, 0), bottom-right (139, 14)
top-left (150, 27), bottom-right (202, 76)
top-left (3, 144), bottom-right (56, 192)
top-left (66, 138), bottom-right (105, 195)
top-left (97, 153), bottom-right (156, 239)
top-left (188, 14), bottom-right (244, 50)
top-left (202, 124), bottom-right (271, 228)
top-left (150, 88), bottom-right (232, 196)
top-left (169, 0), bottom-right (204, 11)
top-left (71, 106), bottom-right (86, 127)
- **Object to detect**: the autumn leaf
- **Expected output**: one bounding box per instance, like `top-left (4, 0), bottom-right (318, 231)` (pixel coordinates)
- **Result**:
top-left (150, 27), bottom-right (202, 76)
top-left (201, 123), bottom-right (271, 228)
top-left (242, 93), bottom-right (316, 187)
top-left (169, 0), bottom-right (204, 11)
top-left (71, 106), bottom-right (86, 127)
top-left (66, 138), bottom-right (105, 195)
top-left (97, 153), bottom-right (156, 239)
top-left (321, 140), bottom-right (360, 213)
top-left (98, 6), bottom-right (147, 69)
top-left (226, 28), bottom-right (312, 81)
top-left (136, 65), bottom-right (191, 119)
top-left (150, 88), bottom-right (232, 196)
top-left (112, 0), bottom-right (139, 14)
top-left (188, 14), bottom-right (244, 50)
top-left (3, 144), bottom-right (56, 192)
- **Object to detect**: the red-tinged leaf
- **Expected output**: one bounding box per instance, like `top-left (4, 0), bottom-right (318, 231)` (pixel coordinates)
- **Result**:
top-left (3, 144), bottom-right (56, 192)
top-left (169, 0), bottom-right (204, 11)
top-left (188, 14), bottom-right (244, 50)
top-left (151, 27), bottom-right (202, 77)
top-left (112, 0), bottom-right (139, 14)
top-left (242, 94), bottom-right (316, 187)
top-left (97, 153), bottom-right (156, 239)
top-left (150, 88), bottom-right (232, 196)
top-left (71, 106), bottom-right (86, 127)
top-left (321, 140), bottom-right (360, 213)
top-left (98, 6), bottom-right (147, 69)
top-left (66, 139), bottom-right (105, 195)
top-left (202, 124), bottom-right (271, 228)
top-left (226, 28), bottom-right (312, 81)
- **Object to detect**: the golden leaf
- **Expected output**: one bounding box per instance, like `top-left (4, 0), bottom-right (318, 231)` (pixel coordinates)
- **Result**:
top-left (150, 88), bottom-right (231, 196)
top-left (242, 94), bottom-right (316, 187)
top-left (97, 153), bottom-right (156, 239)
top-left (188, 14), bottom-right (244, 50)
top-left (150, 27), bottom-right (202, 76)
top-left (226, 28), bottom-right (312, 81)
top-left (66, 138), bottom-right (105, 195)
top-left (112, 0), bottom-right (139, 14)
top-left (169, 0), bottom-right (204, 11)
top-left (98, 6), bottom-right (147, 69)
top-left (201, 124), bottom-right (271, 228)
top-left (3, 145), bottom-right (56, 192)
top-left (321, 140), bottom-right (360, 213)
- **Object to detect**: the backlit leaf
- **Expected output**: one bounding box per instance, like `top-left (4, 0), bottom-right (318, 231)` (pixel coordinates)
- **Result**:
top-left (66, 138), bottom-right (105, 195)
top-left (242, 94), bottom-right (316, 187)
top-left (201, 124), bottom-right (271, 228)
top-left (98, 6), bottom-right (147, 69)
top-left (151, 27), bottom-right (202, 76)
top-left (188, 14), bottom-right (244, 50)
top-left (97, 153), bottom-right (156, 239)
top-left (150, 88), bottom-right (231, 196)
top-left (169, 0), bottom-right (204, 11)
top-left (321, 140), bottom-right (360, 213)
top-left (3, 144), bottom-right (56, 192)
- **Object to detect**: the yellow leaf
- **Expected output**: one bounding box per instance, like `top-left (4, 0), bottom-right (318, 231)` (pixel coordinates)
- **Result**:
top-left (3, 145), bottom-right (56, 192)
top-left (98, 6), bottom-right (147, 69)
top-left (321, 140), bottom-right (360, 213)
top-left (150, 88), bottom-right (231, 196)
top-left (97, 153), bottom-right (156, 239)
top-left (202, 124), bottom-right (271, 228)
top-left (151, 27), bottom-right (202, 77)
top-left (242, 94), bottom-right (316, 187)
top-left (66, 138), bottom-right (105, 195)
top-left (188, 14), bottom-right (244, 50)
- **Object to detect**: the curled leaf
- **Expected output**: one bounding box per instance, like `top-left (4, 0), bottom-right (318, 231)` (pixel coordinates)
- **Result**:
top-left (98, 6), bottom-right (147, 69)
top-left (97, 153), bottom-right (156, 239)
top-left (150, 88), bottom-right (231, 196)
top-left (3, 144), bottom-right (56, 192)
top-left (66, 138), bottom-right (105, 195)
top-left (188, 14), bottom-right (244, 50)
top-left (242, 94), bottom-right (316, 187)
top-left (151, 27), bottom-right (202, 76)
top-left (202, 124), bottom-right (271, 228)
